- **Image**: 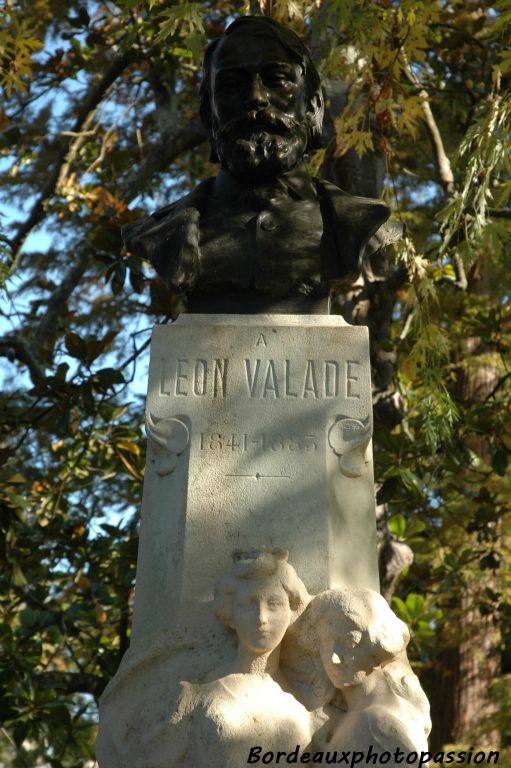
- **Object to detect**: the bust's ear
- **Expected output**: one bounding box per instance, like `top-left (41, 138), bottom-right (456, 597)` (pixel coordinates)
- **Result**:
top-left (307, 87), bottom-right (325, 150)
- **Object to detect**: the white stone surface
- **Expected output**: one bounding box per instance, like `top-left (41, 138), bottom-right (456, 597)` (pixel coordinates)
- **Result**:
top-left (281, 587), bottom-right (432, 759)
top-left (133, 551), bottom-right (313, 768)
top-left (133, 314), bottom-right (379, 646)
top-left (97, 556), bottom-right (431, 768)
top-left (96, 315), bottom-right (398, 768)
top-left (98, 549), bottom-right (314, 768)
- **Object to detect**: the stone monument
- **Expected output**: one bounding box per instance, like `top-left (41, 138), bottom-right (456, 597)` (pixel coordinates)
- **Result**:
top-left (96, 16), bottom-right (430, 768)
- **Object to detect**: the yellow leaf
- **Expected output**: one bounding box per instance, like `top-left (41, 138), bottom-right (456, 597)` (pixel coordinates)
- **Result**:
top-left (395, 95), bottom-right (426, 139)
top-left (116, 449), bottom-right (142, 479)
top-left (498, 49), bottom-right (511, 75)
top-left (116, 440), bottom-right (141, 456)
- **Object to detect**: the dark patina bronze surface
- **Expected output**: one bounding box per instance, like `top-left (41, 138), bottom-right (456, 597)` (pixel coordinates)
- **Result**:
top-left (122, 16), bottom-right (399, 314)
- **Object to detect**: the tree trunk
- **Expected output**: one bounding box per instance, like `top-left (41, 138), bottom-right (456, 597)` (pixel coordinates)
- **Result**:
top-left (431, 350), bottom-right (501, 748)
top-left (430, 590), bottom-right (501, 749)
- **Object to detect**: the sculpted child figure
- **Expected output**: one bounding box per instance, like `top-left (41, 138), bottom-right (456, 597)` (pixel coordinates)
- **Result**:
top-left (138, 549), bottom-right (313, 768)
top-left (283, 587), bottom-right (431, 762)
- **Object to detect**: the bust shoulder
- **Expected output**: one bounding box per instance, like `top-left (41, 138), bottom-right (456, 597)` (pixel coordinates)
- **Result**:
top-left (120, 178), bottom-right (214, 293)
top-left (120, 174), bottom-right (402, 305)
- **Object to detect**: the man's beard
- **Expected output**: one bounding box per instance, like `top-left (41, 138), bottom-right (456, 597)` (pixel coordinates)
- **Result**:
top-left (212, 108), bottom-right (309, 181)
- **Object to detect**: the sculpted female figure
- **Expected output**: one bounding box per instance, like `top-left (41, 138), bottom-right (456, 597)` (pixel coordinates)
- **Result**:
top-left (144, 549), bottom-right (312, 768)
top-left (283, 587), bottom-right (431, 762)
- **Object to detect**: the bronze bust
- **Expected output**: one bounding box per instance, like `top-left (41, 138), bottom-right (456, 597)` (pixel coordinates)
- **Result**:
top-left (123, 16), bottom-right (398, 314)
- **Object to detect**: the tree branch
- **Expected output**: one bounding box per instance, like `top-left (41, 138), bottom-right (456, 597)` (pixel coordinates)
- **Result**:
top-left (10, 49), bottom-right (134, 269)
top-left (485, 370), bottom-right (511, 402)
top-left (119, 117), bottom-right (206, 199)
top-left (436, 207), bottom-right (511, 257)
top-left (1, 117), bottom-right (207, 379)
top-left (402, 59), bottom-right (456, 199)
top-left (36, 121), bottom-right (207, 353)
top-left (0, 244), bottom-right (91, 379)
top-left (488, 208), bottom-right (511, 220)
top-left (34, 671), bottom-right (106, 698)
top-left (33, 245), bottom-right (92, 356)
top-left (452, 252), bottom-right (468, 290)
top-left (0, 335), bottom-right (45, 384)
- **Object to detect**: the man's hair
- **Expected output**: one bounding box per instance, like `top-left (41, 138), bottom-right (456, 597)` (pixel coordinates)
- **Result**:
top-left (199, 16), bottom-right (324, 158)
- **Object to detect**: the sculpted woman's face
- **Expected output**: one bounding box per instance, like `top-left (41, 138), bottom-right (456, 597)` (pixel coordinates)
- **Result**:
top-left (319, 626), bottom-right (377, 688)
top-left (231, 575), bottom-right (292, 655)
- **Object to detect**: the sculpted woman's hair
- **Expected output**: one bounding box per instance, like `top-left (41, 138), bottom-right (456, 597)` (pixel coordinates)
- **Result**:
top-left (280, 587), bottom-right (411, 709)
top-left (214, 548), bottom-right (310, 628)
top-left (309, 587), bottom-right (410, 663)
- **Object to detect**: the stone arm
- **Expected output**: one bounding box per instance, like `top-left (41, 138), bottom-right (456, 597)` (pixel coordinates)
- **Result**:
top-left (364, 705), bottom-right (424, 754)
top-left (133, 681), bottom-right (196, 768)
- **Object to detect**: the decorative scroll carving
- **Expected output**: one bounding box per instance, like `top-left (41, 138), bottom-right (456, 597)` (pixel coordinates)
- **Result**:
top-left (328, 416), bottom-right (372, 477)
top-left (145, 412), bottom-right (189, 476)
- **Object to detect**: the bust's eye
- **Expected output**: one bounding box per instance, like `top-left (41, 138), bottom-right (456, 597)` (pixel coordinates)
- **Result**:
top-left (216, 73), bottom-right (245, 91)
top-left (265, 72), bottom-right (291, 87)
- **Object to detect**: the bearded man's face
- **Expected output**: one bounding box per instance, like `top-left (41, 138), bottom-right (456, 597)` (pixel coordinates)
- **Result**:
top-left (209, 31), bottom-right (311, 180)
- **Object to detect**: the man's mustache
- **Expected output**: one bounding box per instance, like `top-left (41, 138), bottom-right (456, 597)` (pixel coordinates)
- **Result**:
top-left (217, 109), bottom-right (302, 142)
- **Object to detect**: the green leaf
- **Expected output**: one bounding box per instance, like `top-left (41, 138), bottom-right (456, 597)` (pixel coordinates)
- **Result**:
top-left (391, 596), bottom-right (411, 624)
top-left (492, 448), bottom-right (508, 476)
top-left (12, 562), bottom-right (28, 587)
top-left (156, 4), bottom-right (205, 43)
top-left (110, 263), bottom-right (126, 295)
top-left (388, 513), bottom-right (407, 540)
top-left (479, 552), bottom-right (501, 571)
top-left (92, 368), bottom-right (125, 393)
top-left (405, 518), bottom-right (426, 538)
top-left (376, 477), bottom-right (398, 505)
top-left (404, 593), bottom-right (425, 620)
top-left (65, 331), bottom-right (87, 361)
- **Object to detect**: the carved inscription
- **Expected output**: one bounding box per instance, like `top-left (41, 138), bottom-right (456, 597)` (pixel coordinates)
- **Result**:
top-left (160, 358), bottom-right (228, 398)
top-left (225, 471), bottom-right (291, 480)
top-left (160, 357), bottom-right (361, 400)
top-left (245, 359), bottom-right (342, 399)
top-left (199, 432), bottom-right (318, 452)
top-left (346, 360), bottom-right (360, 399)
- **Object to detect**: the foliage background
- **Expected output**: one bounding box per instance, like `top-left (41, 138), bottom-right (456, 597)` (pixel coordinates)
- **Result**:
top-left (0, 0), bottom-right (510, 765)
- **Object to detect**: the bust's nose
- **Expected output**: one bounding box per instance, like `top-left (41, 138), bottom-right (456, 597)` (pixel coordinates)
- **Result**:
top-left (244, 74), bottom-right (269, 111)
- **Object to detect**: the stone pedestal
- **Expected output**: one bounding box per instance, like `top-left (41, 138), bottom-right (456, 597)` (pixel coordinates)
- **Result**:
top-left (134, 314), bottom-right (378, 646)
top-left (97, 315), bottom-right (385, 768)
